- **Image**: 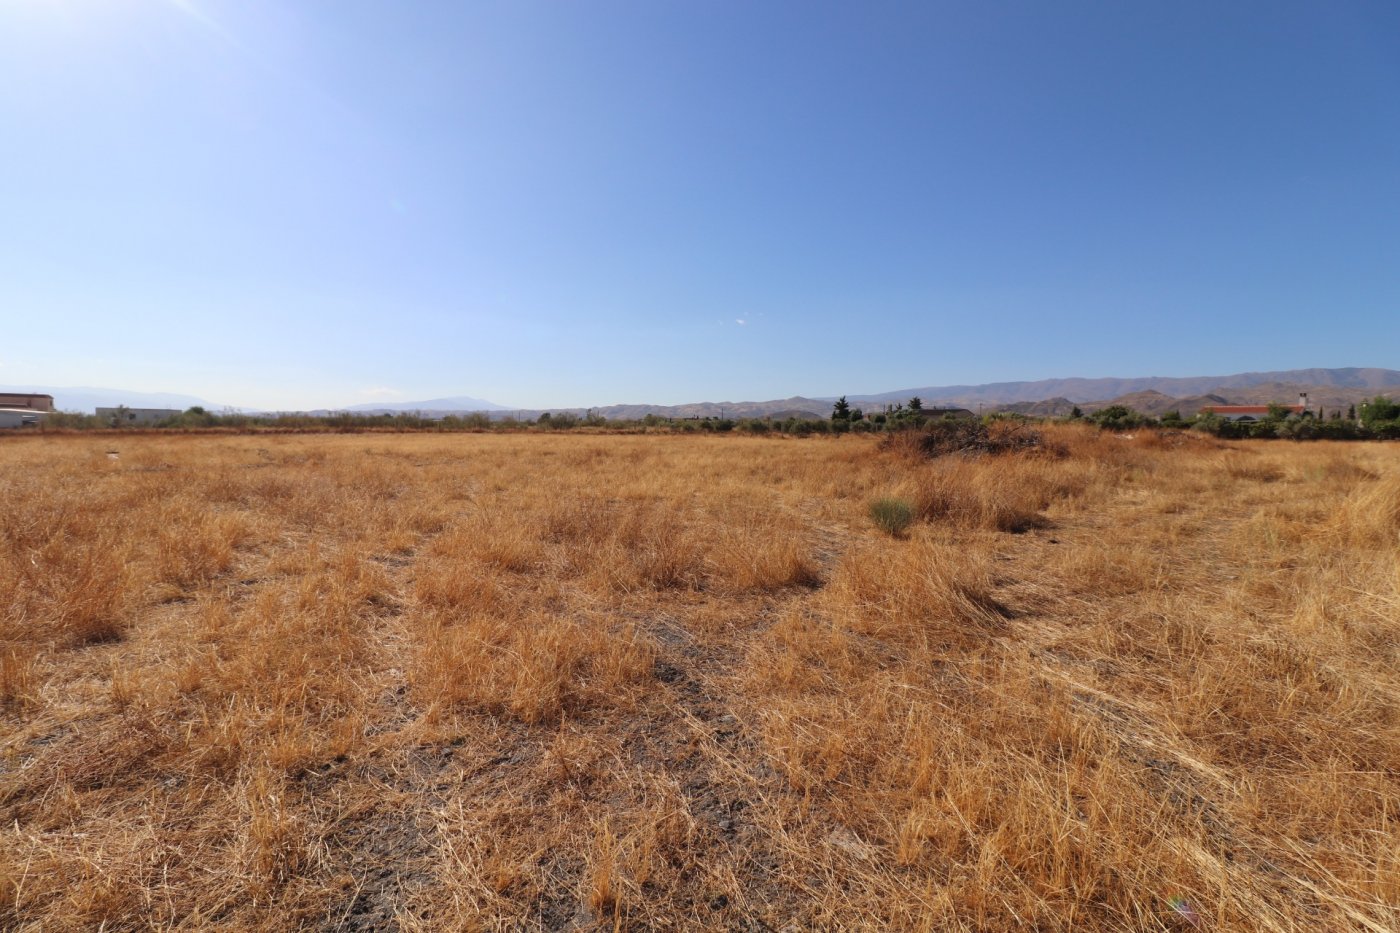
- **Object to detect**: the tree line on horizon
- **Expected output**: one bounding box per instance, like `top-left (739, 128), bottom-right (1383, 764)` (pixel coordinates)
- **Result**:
top-left (18, 395), bottom-right (1400, 440)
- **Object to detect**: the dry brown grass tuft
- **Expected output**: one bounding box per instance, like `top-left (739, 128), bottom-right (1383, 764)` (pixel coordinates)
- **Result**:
top-left (821, 536), bottom-right (1006, 646)
top-left (1, 430), bottom-right (1396, 930)
top-left (1332, 473), bottom-right (1400, 547)
top-left (414, 611), bottom-right (655, 725)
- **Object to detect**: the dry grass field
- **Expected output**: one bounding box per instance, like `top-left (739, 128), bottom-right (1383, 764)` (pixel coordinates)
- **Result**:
top-left (1, 427), bottom-right (1397, 931)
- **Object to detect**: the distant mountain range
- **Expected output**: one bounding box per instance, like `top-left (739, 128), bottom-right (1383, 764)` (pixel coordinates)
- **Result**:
top-left (481, 368), bottom-right (1400, 420)
top-left (344, 395), bottom-right (508, 413)
top-left (12, 368), bottom-right (1398, 419)
top-left (346, 367), bottom-right (1400, 418)
top-left (1000, 383), bottom-right (1397, 419)
top-left (320, 397), bottom-right (835, 421)
top-left (844, 367), bottom-right (1400, 407)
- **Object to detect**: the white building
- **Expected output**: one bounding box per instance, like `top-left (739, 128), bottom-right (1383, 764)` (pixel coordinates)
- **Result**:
top-left (0, 408), bottom-right (46, 428)
top-left (96, 407), bottom-right (182, 426)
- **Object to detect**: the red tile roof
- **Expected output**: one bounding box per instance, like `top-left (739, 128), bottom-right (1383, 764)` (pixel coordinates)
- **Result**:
top-left (1202, 405), bottom-right (1305, 414)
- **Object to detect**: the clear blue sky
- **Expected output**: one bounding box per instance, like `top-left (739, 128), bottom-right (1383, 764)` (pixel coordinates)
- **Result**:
top-left (2, 1), bottom-right (1397, 410)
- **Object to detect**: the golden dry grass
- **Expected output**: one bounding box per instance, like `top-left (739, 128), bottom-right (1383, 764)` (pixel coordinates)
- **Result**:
top-left (0, 428), bottom-right (1396, 931)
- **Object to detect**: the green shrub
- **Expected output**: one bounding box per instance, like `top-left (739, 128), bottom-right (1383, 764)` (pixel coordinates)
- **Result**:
top-left (1359, 396), bottom-right (1400, 426)
top-left (869, 497), bottom-right (915, 536)
top-left (784, 418), bottom-right (812, 436)
top-left (1090, 405), bottom-right (1147, 431)
top-left (540, 412), bottom-right (579, 429)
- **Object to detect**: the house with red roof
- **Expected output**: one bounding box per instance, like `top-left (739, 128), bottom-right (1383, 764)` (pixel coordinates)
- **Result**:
top-left (1201, 393), bottom-right (1312, 422)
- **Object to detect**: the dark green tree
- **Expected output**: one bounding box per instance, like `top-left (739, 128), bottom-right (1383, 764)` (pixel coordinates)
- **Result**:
top-left (1359, 395), bottom-right (1400, 426)
top-left (908, 397), bottom-right (923, 411)
top-left (1090, 405), bottom-right (1146, 431)
top-left (832, 396), bottom-right (851, 421)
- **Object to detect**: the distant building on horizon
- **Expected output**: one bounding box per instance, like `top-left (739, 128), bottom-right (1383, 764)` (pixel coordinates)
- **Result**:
top-left (1201, 392), bottom-right (1311, 422)
top-left (0, 393), bottom-right (54, 412)
top-left (0, 409), bottom-right (46, 428)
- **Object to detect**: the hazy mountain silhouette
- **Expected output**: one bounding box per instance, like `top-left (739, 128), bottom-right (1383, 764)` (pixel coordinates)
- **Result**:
top-left (344, 395), bottom-right (509, 412)
top-left (847, 367), bottom-right (1400, 407)
top-left (15, 368), bottom-right (1396, 419)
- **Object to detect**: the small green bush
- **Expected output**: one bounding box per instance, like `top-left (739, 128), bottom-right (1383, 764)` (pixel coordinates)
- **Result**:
top-left (869, 497), bottom-right (915, 536)
top-left (1090, 405), bottom-right (1147, 431)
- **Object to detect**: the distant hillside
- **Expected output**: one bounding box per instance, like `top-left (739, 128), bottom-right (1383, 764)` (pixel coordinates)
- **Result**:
top-left (850, 367), bottom-right (1400, 407)
top-left (14, 367), bottom-right (1395, 422)
top-left (990, 384), bottom-right (1397, 419)
top-left (1093, 390), bottom-right (1190, 417)
top-left (1169, 394), bottom-right (1232, 415)
top-left (1124, 385), bottom-right (1387, 416)
top-left (1192, 382), bottom-right (1386, 411)
top-left (480, 397), bottom-right (834, 422)
top-left (344, 395), bottom-right (509, 413)
top-left (584, 397), bottom-right (832, 420)
top-left (997, 397), bottom-right (1079, 417)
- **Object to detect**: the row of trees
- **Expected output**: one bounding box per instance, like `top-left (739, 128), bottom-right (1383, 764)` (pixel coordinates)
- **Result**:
top-left (1072, 396), bottom-right (1400, 439)
top-left (41, 398), bottom-right (964, 434)
top-left (28, 396), bottom-right (1400, 440)
top-left (832, 395), bottom-right (957, 428)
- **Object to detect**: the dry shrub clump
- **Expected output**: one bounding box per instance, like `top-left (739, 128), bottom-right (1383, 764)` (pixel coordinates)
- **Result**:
top-left (881, 417), bottom-right (1057, 459)
top-left (0, 429), bottom-right (1397, 930)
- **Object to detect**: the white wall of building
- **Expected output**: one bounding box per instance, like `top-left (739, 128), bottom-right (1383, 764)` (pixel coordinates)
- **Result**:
top-left (0, 409), bottom-right (45, 428)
